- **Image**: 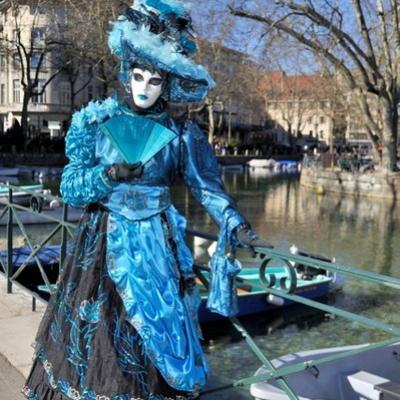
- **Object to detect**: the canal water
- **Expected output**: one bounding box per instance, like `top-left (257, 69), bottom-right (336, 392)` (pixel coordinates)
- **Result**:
top-left (1, 168), bottom-right (400, 399)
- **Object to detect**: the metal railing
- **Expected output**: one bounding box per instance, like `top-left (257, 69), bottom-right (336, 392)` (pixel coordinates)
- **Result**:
top-left (1, 181), bottom-right (400, 399)
top-left (0, 182), bottom-right (74, 310)
top-left (187, 228), bottom-right (400, 398)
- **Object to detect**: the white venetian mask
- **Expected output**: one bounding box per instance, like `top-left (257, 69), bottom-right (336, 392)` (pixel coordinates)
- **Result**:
top-left (130, 67), bottom-right (164, 109)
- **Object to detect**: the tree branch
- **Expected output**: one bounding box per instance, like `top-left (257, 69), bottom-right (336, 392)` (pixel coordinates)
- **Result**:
top-left (275, 0), bottom-right (378, 71)
top-left (33, 67), bottom-right (63, 96)
top-left (351, 0), bottom-right (378, 71)
top-left (273, 0), bottom-right (381, 91)
top-left (390, 0), bottom-right (400, 99)
top-left (375, 0), bottom-right (394, 101)
top-left (229, 7), bottom-right (362, 92)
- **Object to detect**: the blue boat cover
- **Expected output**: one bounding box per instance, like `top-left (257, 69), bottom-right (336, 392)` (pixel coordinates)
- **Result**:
top-left (0, 245), bottom-right (63, 268)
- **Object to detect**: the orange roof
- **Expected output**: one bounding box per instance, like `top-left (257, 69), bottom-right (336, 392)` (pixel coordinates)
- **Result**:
top-left (260, 71), bottom-right (325, 99)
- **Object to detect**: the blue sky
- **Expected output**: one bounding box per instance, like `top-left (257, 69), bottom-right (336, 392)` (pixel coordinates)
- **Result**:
top-left (189, 1), bottom-right (267, 59)
top-left (189, 0), bottom-right (364, 74)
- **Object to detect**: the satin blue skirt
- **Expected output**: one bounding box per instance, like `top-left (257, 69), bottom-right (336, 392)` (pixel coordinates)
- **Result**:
top-left (22, 205), bottom-right (196, 400)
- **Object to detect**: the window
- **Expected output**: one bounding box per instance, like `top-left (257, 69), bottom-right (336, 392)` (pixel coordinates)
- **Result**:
top-left (0, 54), bottom-right (5, 72)
top-left (13, 79), bottom-right (20, 103)
top-left (31, 28), bottom-right (45, 43)
top-left (31, 53), bottom-right (44, 69)
top-left (12, 53), bottom-right (20, 70)
top-left (32, 79), bottom-right (46, 104)
top-left (30, 5), bottom-right (46, 14)
top-left (320, 116), bottom-right (325, 124)
top-left (87, 85), bottom-right (93, 101)
top-left (13, 29), bottom-right (19, 43)
top-left (59, 82), bottom-right (71, 105)
top-left (319, 130), bottom-right (324, 139)
top-left (307, 116), bottom-right (313, 124)
top-left (0, 84), bottom-right (5, 104)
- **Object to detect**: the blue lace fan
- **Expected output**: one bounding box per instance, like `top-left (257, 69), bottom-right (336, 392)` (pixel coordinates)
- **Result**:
top-left (100, 113), bottom-right (177, 164)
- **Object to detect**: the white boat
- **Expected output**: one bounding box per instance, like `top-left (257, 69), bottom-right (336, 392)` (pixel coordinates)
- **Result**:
top-left (250, 342), bottom-right (400, 400)
top-left (0, 184), bottom-right (44, 206)
top-left (247, 159), bottom-right (277, 169)
top-left (0, 167), bottom-right (19, 176)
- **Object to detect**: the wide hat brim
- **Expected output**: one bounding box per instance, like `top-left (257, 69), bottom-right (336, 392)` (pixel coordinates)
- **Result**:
top-left (109, 20), bottom-right (215, 103)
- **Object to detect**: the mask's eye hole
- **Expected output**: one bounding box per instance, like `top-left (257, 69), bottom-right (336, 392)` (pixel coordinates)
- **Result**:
top-left (133, 73), bottom-right (144, 82)
top-left (149, 77), bottom-right (163, 86)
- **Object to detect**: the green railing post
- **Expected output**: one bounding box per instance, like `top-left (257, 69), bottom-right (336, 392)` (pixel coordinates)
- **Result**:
top-left (6, 187), bottom-right (13, 294)
top-left (60, 203), bottom-right (68, 272)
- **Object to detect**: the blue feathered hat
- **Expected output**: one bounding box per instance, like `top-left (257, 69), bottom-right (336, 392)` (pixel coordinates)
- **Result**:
top-left (108, 0), bottom-right (215, 103)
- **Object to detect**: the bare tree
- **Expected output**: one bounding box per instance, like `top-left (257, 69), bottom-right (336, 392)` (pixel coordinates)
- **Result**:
top-left (82, 0), bottom-right (124, 97)
top-left (52, 0), bottom-right (125, 112)
top-left (231, 0), bottom-right (400, 172)
top-left (191, 2), bottom-right (266, 145)
top-left (0, 0), bottom-right (71, 134)
top-left (49, 1), bottom-right (92, 113)
top-left (196, 38), bottom-right (265, 144)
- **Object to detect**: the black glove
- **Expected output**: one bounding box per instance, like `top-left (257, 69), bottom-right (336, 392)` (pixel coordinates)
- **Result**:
top-left (236, 227), bottom-right (273, 257)
top-left (179, 276), bottom-right (197, 297)
top-left (106, 162), bottom-right (144, 182)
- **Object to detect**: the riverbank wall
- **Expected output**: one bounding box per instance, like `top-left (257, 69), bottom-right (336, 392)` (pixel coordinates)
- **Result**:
top-left (1, 153), bottom-right (302, 167)
top-left (300, 167), bottom-right (400, 199)
top-left (1, 153), bottom-right (68, 167)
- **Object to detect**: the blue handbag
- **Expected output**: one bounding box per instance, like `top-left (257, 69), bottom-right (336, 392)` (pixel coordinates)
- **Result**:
top-left (206, 224), bottom-right (241, 317)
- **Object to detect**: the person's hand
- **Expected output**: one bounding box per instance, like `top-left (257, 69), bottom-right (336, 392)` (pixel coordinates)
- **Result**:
top-left (179, 276), bottom-right (197, 297)
top-left (236, 227), bottom-right (273, 257)
top-left (106, 162), bottom-right (144, 182)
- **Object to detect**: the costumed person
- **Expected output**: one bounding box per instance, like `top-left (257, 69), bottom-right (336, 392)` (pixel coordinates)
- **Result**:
top-left (22, 1), bottom-right (269, 399)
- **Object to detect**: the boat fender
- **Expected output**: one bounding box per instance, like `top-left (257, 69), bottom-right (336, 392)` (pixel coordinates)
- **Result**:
top-left (266, 294), bottom-right (285, 306)
top-left (30, 195), bottom-right (43, 213)
top-left (49, 199), bottom-right (61, 209)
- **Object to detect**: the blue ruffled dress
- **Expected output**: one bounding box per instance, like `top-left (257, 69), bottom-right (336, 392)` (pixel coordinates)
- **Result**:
top-left (22, 97), bottom-right (247, 400)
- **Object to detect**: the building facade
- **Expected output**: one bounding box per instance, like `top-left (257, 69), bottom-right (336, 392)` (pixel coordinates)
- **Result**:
top-left (261, 71), bottom-right (335, 147)
top-left (0, 1), bottom-right (101, 137)
top-left (0, 2), bottom-right (267, 143)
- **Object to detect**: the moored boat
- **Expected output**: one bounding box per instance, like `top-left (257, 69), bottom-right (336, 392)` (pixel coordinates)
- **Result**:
top-left (247, 159), bottom-right (277, 169)
top-left (198, 266), bottom-right (336, 323)
top-left (0, 167), bottom-right (19, 176)
top-left (2, 245), bottom-right (338, 325)
top-left (0, 183), bottom-right (44, 206)
top-left (250, 342), bottom-right (400, 400)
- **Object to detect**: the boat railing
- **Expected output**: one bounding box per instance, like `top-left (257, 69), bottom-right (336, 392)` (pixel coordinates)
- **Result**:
top-left (1, 181), bottom-right (400, 399)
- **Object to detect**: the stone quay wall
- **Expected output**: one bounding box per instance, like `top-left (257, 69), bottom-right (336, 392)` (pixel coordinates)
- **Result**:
top-left (300, 167), bottom-right (400, 199)
top-left (0, 153), bottom-right (68, 167)
top-left (0, 153), bottom-right (302, 167)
